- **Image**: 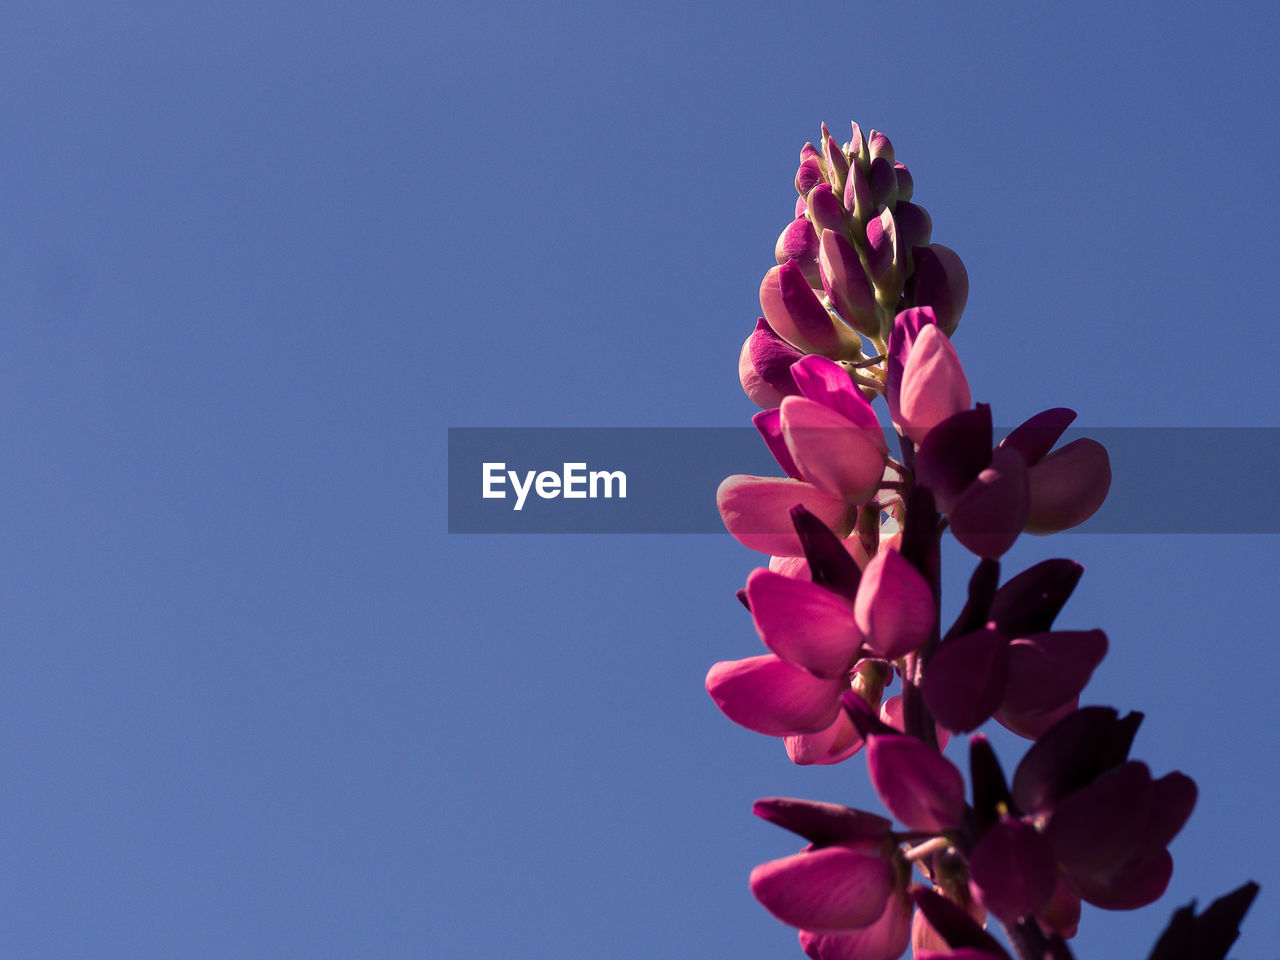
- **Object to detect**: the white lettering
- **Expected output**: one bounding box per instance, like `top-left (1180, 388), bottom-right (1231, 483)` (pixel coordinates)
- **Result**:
top-left (535, 470), bottom-right (561, 499)
top-left (482, 462), bottom-right (506, 499)
top-left (562, 462), bottom-right (587, 498)
top-left (590, 469), bottom-right (627, 499)
top-left (509, 470), bottom-right (536, 511)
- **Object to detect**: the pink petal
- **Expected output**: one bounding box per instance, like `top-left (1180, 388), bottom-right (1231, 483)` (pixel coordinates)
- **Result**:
top-left (867, 734), bottom-right (966, 832)
top-left (776, 217), bottom-right (821, 285)
top-left (789, 355), bottom-right (885, 441)
top-left (897, 325), bottom-right (971, 443)
top-left (717, 475), bottom-right (853, 557)
top-left (949, 447), bottom-right (1029, 559)
top-left (807, 183), bottom-right (848, 236)
top-left (854, 548), bottom-right (936, 659)
top-left (781, 396), bottom-right (887, 503)
top-left (798, 889), bottom-right (912, 960)
top-left (760, 261), bottom-right (841, 356)
top-left (879, 694), bottom-right (951, 752)
top-left (746, 568), bottom-right (862, 678)
top-left (885, 306), bottom-right (936, 422)
top-left (786, 709), bottom-right (865, 765)
top-left (751, 845), bottom-right (894, 932)
top-left (705, 655), bottom-right (843, 736)
top-left (743, 317), bottom-right (805, 406)
top-left (1025, 438), bottom-right (1111, 533)
top-left (740, 334), bottom-right (787, 408)
top-left (796, 156), bottom-right (825, 196)
top-left (754, 408), bottom-right (804, 479)
top-left (865, 207), bottom-right (902, 290)
top-left (819, 229), bottom-right (879, 337)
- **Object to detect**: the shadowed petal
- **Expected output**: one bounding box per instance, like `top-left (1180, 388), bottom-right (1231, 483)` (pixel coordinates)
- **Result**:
top-left (718, 475), bottom-right (853, 557)
top-left (751, 845), bottom-right (894, 932)
top-left (819, 229), bottom-right (879, 337)
top-left (867, 734), bottom-right (966, 832)
top-left (706, 655), bottom-right (843, 736)
top-left (746, 568), bottom-right (861, 678)
top-left (915, 405), bottom-right (993, 512)
top-left (969, 817), bottom-right (1057, 923)
top-left (1048, 761), bottom-right (1152, 875)
top-left (1026, 438), bottom-right (1111, 533)
top-left (949, 447), bottom-right (1029, 559)
top-left (1070, 849), bottom-right (1174, 910)
top-left (999, 408), bottom-right (1077, 465)
top-left (910, 243), bottom-right (969, 335)
top-left (921, 627), bottom-right (1010, 733)
top-left (1001, 631), bottom-right (1108, 718)
top-left (987, 558), bottom-right (1083, 636)
top-left (754, 408), bottom-right (804, 479)
top-left (753, 797), bottom-right (892, 847)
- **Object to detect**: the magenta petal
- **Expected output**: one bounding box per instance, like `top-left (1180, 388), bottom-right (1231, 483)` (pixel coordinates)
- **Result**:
top-left (1037, 875), bottom-right (1081, 938)
top-left (790, 355), bottom-right (884, 440)
top-left (844, 162), bottom-right (873, 223)
top-left (746, 317), bottom-right (805, 399)
top-left (761, 261), bottom-right (841, 356)
top-left (781, 396), bottom-right (887, 503)
top-left (921, 627), bottom-right (1010, 733)
top-left (797, 156), bottom-right (825, 196)
top-left (894, 201), bottom-right (932, 255)
top-left (968, 818), bottom-right (1057, 924)
top-left (717, 475), bottom-right (853, 557)
top-left (880, 695), bottom-right (951, 751)
top-left (996, 696), bottom-right (1079, 741)
top-left (897, 324), bottom-right (971, 443)
top-left (1001, 630), bottom-right (1108, 717)
top-left (867, 734), bottom-right (966, 832)
top-left (854, 548), bottom-right (936, 659)
top-left (911, 244), bottom-right (969, 335)
top-left (776, 217), bottom-right (822, 285)
top-left (1025, 438), bottom-right (1111, 533)
top-left (706, 655), bottom-right (842, 736)
top-left (868, 155), bottom-right (898, 208)
top-left (751, 845), bottom-right (894, 932)
top-left (1011, 706), bottom-right (1135, 815)
top-left (747, 568), bottom-right (861, 678)
top-left (786, 709), bottom-right (865, 765)
top-left (754, 409), bottom-right (804, 479)
top-left (753, 797), bottom-right (892, 847)
top-left (999, 408), bottom-right (1077, 465)
top-left (823, 132), bottom-right (850, 194)
top-left (799, 890), bottom-right (912, 960)
top-left (885, 306), bottom-right (936, 421)
top-left (915, 405), bottom-right (993, 512)
top-left (865, 207), bottom-right (901, 289)
top-left (949, 447), bottom-right (1029, 559)
top-left (807, 183), bottom-right (848, 236)
top-left (819, 229), bottom-right (879, 337)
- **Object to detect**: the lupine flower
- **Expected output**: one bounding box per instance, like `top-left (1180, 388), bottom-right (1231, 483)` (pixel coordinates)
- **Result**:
top-left (719, 356), bottom-right (888, 556)
top-left (740, 317), bottom-right (805, 408)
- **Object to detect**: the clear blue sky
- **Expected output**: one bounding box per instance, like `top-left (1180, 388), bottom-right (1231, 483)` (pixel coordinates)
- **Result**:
top-left (1, 2), bottom-right (1277, 957)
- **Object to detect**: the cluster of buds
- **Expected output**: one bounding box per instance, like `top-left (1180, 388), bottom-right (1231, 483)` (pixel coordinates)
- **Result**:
top-left (710, 123), bottom-right (1258, 960)
top-left (740, 123), bottom-right (968, 409)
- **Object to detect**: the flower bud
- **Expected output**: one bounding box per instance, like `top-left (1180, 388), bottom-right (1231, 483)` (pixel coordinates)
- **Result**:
top-left (865, 208), bottom-right (903, 296)
top-left (823, 128), bottom-right (849, 197)
top-left (844, 162), bottom-right (874, 226)
top-left (739, 318), bottom-right (804, 407)
top-left (892, 161), bottom-right (913, 201)
top-left (869, 156), bottom-right (898, 208)
top-left (868, 129), bottom-right (894, 165)
top-left (894, 202), bottom-right (932, 268)
top-left (911, 244), bottom-right (969, 335)
top-left (848, 121), bottom-right (868, 168)
top-left (775, 217), bottom-right (821, 285)
top-left (806, 183), bottom-right (848, 236)
top-left (796, 155), bottom-right (825, 197)
top-left (760, 261), bottom-right (843, 356)
top-left (819, 229), bottom-right (879, 337)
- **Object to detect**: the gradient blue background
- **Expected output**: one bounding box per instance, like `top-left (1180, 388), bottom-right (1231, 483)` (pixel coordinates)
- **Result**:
top-left (2, 2), bottom-right (1277, 957)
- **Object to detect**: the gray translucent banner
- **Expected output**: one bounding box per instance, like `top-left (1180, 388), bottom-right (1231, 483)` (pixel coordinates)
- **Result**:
top-left (447, 428), bottom-right (1280, 534)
